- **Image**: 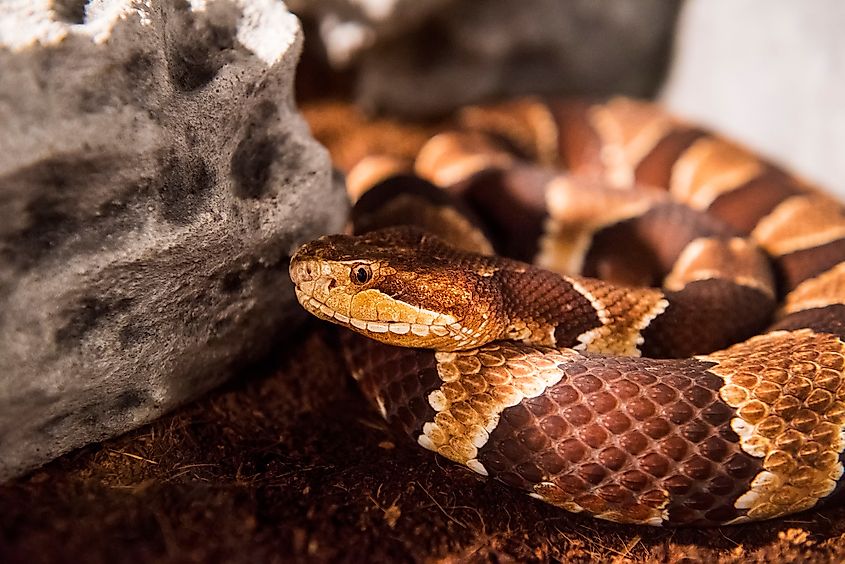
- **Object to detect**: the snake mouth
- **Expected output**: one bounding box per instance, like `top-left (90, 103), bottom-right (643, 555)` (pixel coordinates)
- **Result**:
top-left (294, 286), bottom-right (457, 339)
top-left (291, 259), bottom-right (469, 343)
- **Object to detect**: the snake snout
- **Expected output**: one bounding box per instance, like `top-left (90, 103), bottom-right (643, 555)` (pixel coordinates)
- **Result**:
top-left (289, 258), bottom-right (318, 287)
top-left (290, 258), bottom-right (340, 307)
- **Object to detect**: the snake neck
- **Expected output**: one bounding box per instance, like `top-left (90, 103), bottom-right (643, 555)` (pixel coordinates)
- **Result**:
top-left (491, 263), bottom-right (604, 349)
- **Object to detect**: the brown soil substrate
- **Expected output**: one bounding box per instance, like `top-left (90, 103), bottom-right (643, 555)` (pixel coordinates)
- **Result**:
top-left (2, 323), bottom-right (844, 563)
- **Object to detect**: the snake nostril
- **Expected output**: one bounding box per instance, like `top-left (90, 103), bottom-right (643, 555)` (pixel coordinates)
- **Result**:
top-left (328, 279), bottom-right (337, 290)
top-left (291, 261), bottom-right (319, 285)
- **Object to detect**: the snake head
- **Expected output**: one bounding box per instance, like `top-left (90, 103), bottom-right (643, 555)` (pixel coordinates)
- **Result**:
top-left (290, 227), bottom-right (505, 350)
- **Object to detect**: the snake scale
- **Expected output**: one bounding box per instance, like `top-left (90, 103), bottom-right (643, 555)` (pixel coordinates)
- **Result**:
top-left (290, 98), bottom-right (845, 526)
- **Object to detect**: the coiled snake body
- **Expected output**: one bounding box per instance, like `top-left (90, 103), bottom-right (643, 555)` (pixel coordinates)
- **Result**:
top-left (290, 98), bottom-right (845, 526)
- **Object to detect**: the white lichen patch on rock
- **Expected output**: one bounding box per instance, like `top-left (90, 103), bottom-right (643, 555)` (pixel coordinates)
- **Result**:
top-left (236, 0), bottom-right (300, 65)
top-left (2, 0), bottom-right (300, 65)
top-left (1, 0), bottom-right (149, 49)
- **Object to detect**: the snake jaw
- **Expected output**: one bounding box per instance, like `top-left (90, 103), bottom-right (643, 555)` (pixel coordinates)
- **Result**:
top-left (294, 281), bottom-right (478, 350)
top-left (291, 252), bottom-right (477, 349)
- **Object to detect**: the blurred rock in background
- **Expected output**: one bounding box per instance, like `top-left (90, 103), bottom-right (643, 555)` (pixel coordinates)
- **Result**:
top-left (0, 0), bottom-right (346, 480)
top-left (292, 0), bottom-right (681, 117)
top-left (663, 0), bottom-right (845, 197)
top-left (287, 0), bottom-right (456, 68)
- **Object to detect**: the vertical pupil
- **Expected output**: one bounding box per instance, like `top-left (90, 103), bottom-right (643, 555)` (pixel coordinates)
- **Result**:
top-left (357, 268), bottom-right (368, 283)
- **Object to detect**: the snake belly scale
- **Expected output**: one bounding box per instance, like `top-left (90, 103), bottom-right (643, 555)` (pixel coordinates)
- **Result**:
top-left (290, 97), bottom-right (845, 526)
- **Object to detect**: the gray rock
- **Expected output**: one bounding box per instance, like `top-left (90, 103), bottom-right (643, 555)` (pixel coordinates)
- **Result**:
top-left (0, 0), bottom-right (347, 480)
top-left (662, 0), bottom-right (845, 198)
top-left (294, 0), bottom-right (679, 117)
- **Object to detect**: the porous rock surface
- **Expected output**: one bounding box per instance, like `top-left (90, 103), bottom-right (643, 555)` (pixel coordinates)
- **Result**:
top-left (292, 0), bottom-right (680, 117)
top-left (662, 0), bottom-right (845, 198)
top-left (0, 0), bottom-right (346, 480)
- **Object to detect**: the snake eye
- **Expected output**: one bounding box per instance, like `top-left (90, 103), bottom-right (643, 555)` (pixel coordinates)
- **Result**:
top-left (351, 263), bottom-right (372, 285)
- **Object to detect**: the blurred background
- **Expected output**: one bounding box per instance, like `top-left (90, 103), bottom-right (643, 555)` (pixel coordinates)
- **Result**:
top-left (293, 0), bottom-right (845, 196)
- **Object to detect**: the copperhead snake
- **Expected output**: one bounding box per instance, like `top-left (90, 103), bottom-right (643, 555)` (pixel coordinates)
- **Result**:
top-left (290, 98), bottom-right (845, 526)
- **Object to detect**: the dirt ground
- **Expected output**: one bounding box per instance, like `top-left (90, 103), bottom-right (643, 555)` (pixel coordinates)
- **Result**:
top-left (2, 323), bottom-right (844, 563)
